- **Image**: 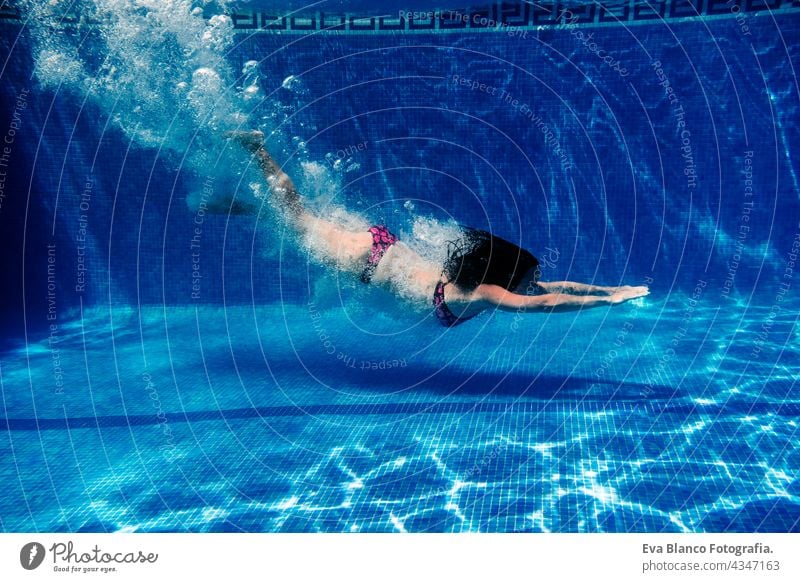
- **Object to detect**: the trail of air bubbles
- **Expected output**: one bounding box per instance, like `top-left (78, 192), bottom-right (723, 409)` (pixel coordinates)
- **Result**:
top-left (21, 0), bottom-right (473, 297)
top-left (22, 0), bottom-right (249, 177)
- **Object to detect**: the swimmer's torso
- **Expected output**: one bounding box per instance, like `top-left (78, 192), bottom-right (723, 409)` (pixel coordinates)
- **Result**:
top-left (299, 218), bottom-right (478, 312)
top-left (369, 243), bottom-right (440, 306)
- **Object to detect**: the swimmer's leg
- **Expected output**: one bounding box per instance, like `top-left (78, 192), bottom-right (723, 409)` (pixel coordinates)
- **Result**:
top-left (227, 130), bottom-right (373, 270)
top-left (226, 130), bottom-right (304, 221)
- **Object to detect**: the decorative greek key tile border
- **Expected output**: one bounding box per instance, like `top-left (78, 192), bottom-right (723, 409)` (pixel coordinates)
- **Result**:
top-left (225, 1), bottom-right (800, 34)
top-left (1, 1), bottom-right (799, 31)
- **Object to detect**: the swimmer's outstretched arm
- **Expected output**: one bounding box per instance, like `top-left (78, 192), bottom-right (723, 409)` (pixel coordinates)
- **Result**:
top-left (478, 284), bottom-right (648, 313)
top-left (538, 281), bottom-right (621, 296)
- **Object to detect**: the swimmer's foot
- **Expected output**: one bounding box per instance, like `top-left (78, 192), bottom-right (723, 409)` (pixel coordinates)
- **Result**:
top-left (225, 129), bottom-right (265, 153)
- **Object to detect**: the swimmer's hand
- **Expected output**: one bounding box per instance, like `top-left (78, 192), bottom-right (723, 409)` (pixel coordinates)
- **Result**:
top-left (610, 286), bottom-right (649, 304)
top-left (224, 129), bottom-right (265, 153)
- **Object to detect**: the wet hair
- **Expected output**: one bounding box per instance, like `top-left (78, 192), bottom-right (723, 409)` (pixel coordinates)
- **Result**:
top-left (443, 227), bottom-right (540, 292)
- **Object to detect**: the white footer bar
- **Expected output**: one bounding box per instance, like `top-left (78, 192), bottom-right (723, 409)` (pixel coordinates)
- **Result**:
top-left (1, 533), bottom-right (797, 581)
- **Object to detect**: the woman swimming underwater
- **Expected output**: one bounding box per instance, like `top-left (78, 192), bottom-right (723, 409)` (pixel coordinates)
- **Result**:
top-left (224, 130), bottom-right (649, 326)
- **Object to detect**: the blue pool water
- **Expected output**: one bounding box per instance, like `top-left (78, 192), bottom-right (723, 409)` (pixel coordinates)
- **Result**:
top-left (1, 1), bottom-right (799, 532)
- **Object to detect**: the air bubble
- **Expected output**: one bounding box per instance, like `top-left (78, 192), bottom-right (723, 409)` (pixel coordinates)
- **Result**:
top-left (243, 84), bottom-right (260, 101)
top-left (281, 75), bottom-right (307, 94)
top-left (33, 49), bottom-right (84, 89)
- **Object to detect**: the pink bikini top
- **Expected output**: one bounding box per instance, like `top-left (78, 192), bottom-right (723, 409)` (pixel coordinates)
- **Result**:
top-left (359, 225), bottom-right (476, 327)
top-left (433, 281), bottom-right (477, 327)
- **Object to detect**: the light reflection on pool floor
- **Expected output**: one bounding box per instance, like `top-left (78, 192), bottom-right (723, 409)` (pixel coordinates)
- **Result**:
top-left (1, 296), bottom-right (798, 532)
